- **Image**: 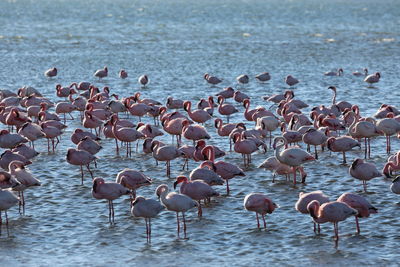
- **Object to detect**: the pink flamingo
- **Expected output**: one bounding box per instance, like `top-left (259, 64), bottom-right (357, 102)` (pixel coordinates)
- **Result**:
top-left (349, 159), bottom-right (381, 192)
top-left (217, 96), bottom-right (238, 123)
top-left (151, 141), bottom-right (185, 177)
top-left (376, 113), bottom-right (400, 154)
top-left (328, 86), bottom-right (352, 112)
top-left (55, 101), bottom-right (77, 123)
top-left (255, 72), bottom-right (271, 82)
top-left (174, 176), bottom-right (219, 217)
top-left (112, 117), bottom-right (144, 156)
top-left (337, 192), bottom-right (377, 234)
top-left (183, 101), bottom-right (211, 124)
top-left (70, 81), bottom-right (91, 91)
top-left (204, 73), bottom-right (222, 85)
top-left (307, 200), bottom-right (357, 245)
top-left (133, 92), bottom-right (162, 106)
top-left (236, 74), bottom-right (249, 85)
top-left (257, 116), bottom-right (281, 147)
top-left (263, 90), bottom-right (293, 104)
top-left (216, 87), bottom-right (235, 98)
top-left (324, 68), bottom-right (343, 76)
top-left (196, 96), bottom-right (214, 116)
top-left (44, 67), bottom-right (57, 77)
top-left (244, 193), bottom-right (278, 229)
top-left (166, 97), bottom-right (184, 109)
top-left (94, 66), bottom-right (108, 80)
top-left (233, 132), bottom-right (265, 167)
top-left (273, 137), bottom-right (315, 185)
top-left (189, 164), bottom-right (224, 186)
top-left (71, 129), bottom-right (100, 144)
top-left (11, 144), bottom-right (39, 160)
top-left (136, 123), bottom-right (164, 139)
top-left (383, 152), bottom-right (400, 177)
top-left (285, 75), bottom-right (299, 87)
top-left (77, 136), bottom-right (102, 156)
top-left (364, 72), bottom-right (380, 86)
top-left (258, 156), bottom-right (308, 183)
top-left (182, 120), bottom-right (210, 145)
top-left (233, 90), bottom-right (250, 103)
top-left (0, 130), bottom-right (28, 149)
top-left (0, 188), bottom-right (19, 226)
top-left (352, 68), bottom-right (368, 77)
top-left (327, 136), bottom-right (360, 164)
top-left (201, 146), bottom-right (245, 194)
top-left (243, 99), bottom-right (258, 121)
top-left (92, 177), bottom-right (130, 224)
top-left (41, 124), bottom-right (63, 152)
top-left (66, 148), bottom-right (96, 184)
top-left (156, 184), bottom-right (198, 238)
top-left (138, 74), bottom-right (149, 87)
top-left (119, 69), bottom-right (128, 79)
top-left (131, 196), bottom-right (164, 242)
top-left (116, 169), bottom-right (152, 201)
top-left (161, 117), bottom-right (186, 145)
top-left (302, 128), bottom-right (328, 160)
top-left (83, 111), bottom-right (103, 137)
top-left (0, 151), bottom-right (31, 171)
top-left (124, 98), bottom-right (154, 122)
top-left (5, 108), bottom-right (32, 131)
top-left (8, 160), bottom-right (40, 215)
top-left (295, 191), bottom-right (330, 233)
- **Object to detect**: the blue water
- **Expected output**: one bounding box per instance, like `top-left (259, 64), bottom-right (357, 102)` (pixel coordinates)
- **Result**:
top-left (1, 0), bottom-right (400, 265)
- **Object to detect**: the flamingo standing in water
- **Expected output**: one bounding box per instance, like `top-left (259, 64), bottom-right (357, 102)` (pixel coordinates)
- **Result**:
top-left (151, 140), bottom-right (185, 177)
top-left (201, 145), bottom-right (245, 195)
top-left (376, 113), bottom-right (400, 154)
top-left (174, 176), bottom-right (219, 217)
top-left (302, 128), bottom-right (328, 160)
top-left (295, 191), bottom-right (330, 233)
top-left (273, 137), bottom-right (315, 185)
top-left (94, 66), bottom-right (108, 80)
top-left (364, 72), bottom-right (380, 86)
top-left (383, 152), bottom-right (400, 178)
top-left (116, 169), bottom-right (152, 202)
top-left (307, 200), bottom-right (357, 246)
top-left (66, 148), bottom-right (96, 184)
top-left (92, 177), bottom-right (130, 224)
top-left (217, 96), bottom-right (238, 123)
top-left (236, 74), bottom-right (249, 86)
top-left (138, 75), bottom-right (149, 87)
top-left (119, 69), bottom-right (128, 79)
top-left (285, 75), bottom-right (299, 87)
top-left (131, 196), bottom-right (164, 242)
top-left (183, 101), bottom-right (211, 124)
top-left (244, 193), bottom-right (278, 229)
top-left (349, 159), bottom-right (381, 192)
top-left (255, 72), bottom-right (271, 82)
top-left (155, 184), bottom-right (198, 238)
top-left (337, 192), bottom-right (377, 234)
top-left (0, 188), bottom-right (19, 226)
top-left (204, 73), bottom-right (222, 85)
top-left (327, 136), bottom-right (360, 164)
top-left (44, 67), bottom-right (57, 77)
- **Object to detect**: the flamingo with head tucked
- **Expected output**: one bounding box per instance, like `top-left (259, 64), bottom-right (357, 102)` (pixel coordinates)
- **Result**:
top-left (244, 193), bottom-right (278, 229)
top-left (349, 159), bottom-right (381, 192)
top-left (295, 191), bottom-right (330, 233)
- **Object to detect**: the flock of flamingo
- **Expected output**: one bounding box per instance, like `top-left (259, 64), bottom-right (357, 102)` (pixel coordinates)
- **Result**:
top-left (0, 65), bottom-right (397, 247)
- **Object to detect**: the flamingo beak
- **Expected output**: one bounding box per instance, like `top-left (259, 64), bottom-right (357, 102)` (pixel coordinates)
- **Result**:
top-left (173, 181), bottom-right (178, 189)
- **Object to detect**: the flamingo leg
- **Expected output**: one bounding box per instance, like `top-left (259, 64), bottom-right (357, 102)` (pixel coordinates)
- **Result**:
top-left (314, 145), bottom-right (318, 160)
top-left (364, 138), bottom-right (367, 159)
top-left (111, 201), bottom-right (115, 224)
top-left (21, 191), bottom-right (25, 215)
top-left (292, 166), bottom-right (297, 185)
top-left (5, 211), bottom-right (9, 225)
top-left (182, 212), bottom-right (187, 238)
top-left (145, 218), bottom-right (149, 242)
top-left (226, 179), bottom-right (230, 195)
top-left (256, 213), bottom-right (260, 228)
top-left (176, 212), bottom-right (180, 237)
top-left (269, 131), bottom-right (272, 148)
top-left (355, 216), bottom-right (360, 234)
top-left (262, 214), bottom-right (266, 229)
top-left (18, 191), bottom-right (22, 214)
top-left (148, 218), bottom-right (152, 242)
top-left (108, 200), bottom-right (112, 224)
top-left (363, 180), bottom-right (367, 192)
top-left (80, 165), bottom-right (84, 185)
top-left (86, 164), bottom-right (94, 179)
top-left (318, 223), bottom-right (321, 234)
top-left (368, 138), bottom-right (371, 158)
top-left (342, 151), bottom-right (346, 164)
top-left (197, 201), bottom-right (202, 217)
top-left (115, 138), bottom-right (119, 153)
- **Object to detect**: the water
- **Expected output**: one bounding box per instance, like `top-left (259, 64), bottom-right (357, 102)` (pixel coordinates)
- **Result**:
top-left (1, 0), bottom-right (400, 265)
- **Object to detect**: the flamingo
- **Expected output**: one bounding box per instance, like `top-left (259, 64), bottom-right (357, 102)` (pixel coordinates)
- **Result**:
top-left (258, 156), bottom-right (307, 183)
top-left (273, 137), bottom-right (315, 185)
top-left (383, 152), bottom-right (400, 178)
top-left (390, 176), bottom-right (400, 194)
top-left (138, 74), bottom-right (149, 87)
top-left (244, 193), bottom-right (278, 229)
top-left (70, 81), bottom-right (91, 91)
top-left (201, 145), bottom-right (245, 194)
top-left (307, 200), bottom-right (357, 246)
top-left (155, 184), bottom-right (198, 238)
top-left (112, 118), bottom-right (144, 156)
top-left (0, 188), bottom-right (19, 226)
top-left (364, 72), bottom-right (380, 86)
top-left (352, 68), bottom-right (368, 77)
top-left (349, 159), bottom-right (381, 192)
top-left (182, 120), bottom-right (210, 144)
top-left (189, 164), bottom-right (224, 186)
top-left (44, 67), bottom-right (57, 77)
top-left (41, 124), bottom-right (63, 152)
top-left (324, 68), bottom-right (343, 76)
top-left (166, 97), bottom-right (184, 109)
top-left (11, 144), bottom-right (39, 160)
top-left (255, 72), bottom-right (271, 82)
top-left (204, 73), bottom-right (222, 85)
top-left (302, 128), bottom-right (328, 160)
top-left (71, 129), bottom-right (100, 145)
top-left (285, 75), bottom-right (299, 87)
top-left (131, 196), bottom-right (164, 242)
top-left (233, 132), bottom-right (265, 167)
top-left (119, 69), bottom-right (128, 79)
top-left (151, 140), bottom-right (185, 177)
top-left (337, 192), bottom-right (377, 234)
top-left (216, 87), bottom-right (234, 98)
top-left (328, 86), bottom-right (352, 112)
top-left (0, 130), bottom-right (28, 149)
top-left (233, 90), bottom-right (250, 103)
top-left (217, 96), bottom-right (238, 123)
top-left (327, 136), bottom-right (361, 164)
top-left (94, 66), bottom-right (108, 80)
top-left (257, 116), bottom-right (280, 147)
top-left (376, 113), bottom-right (400, 154)
top-left (0, 150), bottom-right (31, 170)
top-left (66, 148), bottom-right (96, 184)
top-left (295, 191), bottom-right (330, 233)
top-left (183, 101), bottom-right (211, 124)
top-left (174, 176), bottom-right (219, 217)
top-left (236, 74), bottom-right (249, 85)
top-left (8, 160), bottom-right (40, 215)
top-left (116, 169), bottom-right (152, 201)
top-left (92, 177), bottom-right (130, 224)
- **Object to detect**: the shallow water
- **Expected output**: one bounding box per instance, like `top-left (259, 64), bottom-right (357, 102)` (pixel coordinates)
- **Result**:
top-left (1, 0), bottom-right (400, 266)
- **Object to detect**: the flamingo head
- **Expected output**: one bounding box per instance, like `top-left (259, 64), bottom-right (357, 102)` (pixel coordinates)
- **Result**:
top-left (328, 86), bottom-right (337, 92)
top-left (217, 95), bottom-right (224, 105)
top-left (92, 177), bottom-right (105, 193)
top-left (232, 132), bottom-right (241, 143)
top-left (307, 200), bottom-right (320, 219)
top-left (375, 72), bottom-right (381, 78)
top-left (242, 99), bottom-right (250, 108)
top-left (183, 101), bottom-right (190, 112)
top-left (203, 73), bottom-right (209, 80)
top-left (195, 140), bottom-right (206, 149)
top-left (155, 184), bottom-right (168, 200)
top-left (173, 176), bottom-right (188, 189)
